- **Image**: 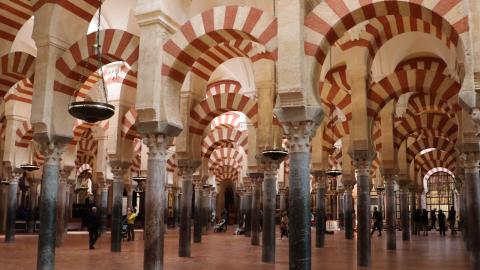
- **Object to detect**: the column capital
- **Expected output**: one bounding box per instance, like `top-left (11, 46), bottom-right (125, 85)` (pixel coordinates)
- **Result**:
top-left (341, 174), bottom-right (356, 189)
top-left (349, 149), bottom-right (376, 176)
top-left (249, 172), bottom-right (264, 185)
top-left (261, 157), bottom-right (282, 175)
top-left (41, 142), bottom-right (67, 165)
top-left (59, 166), bottom-right (74, 183)
top-left (178, 159), bottom-right (201, 177)
top-left (110, 161), bottom-right (131, 182)
top-left (143, 134), bottom-right (173, 160)
top-left (9, 171), bottom-right (23, 184)
top-left (312, 171), bottom-right (327, 189)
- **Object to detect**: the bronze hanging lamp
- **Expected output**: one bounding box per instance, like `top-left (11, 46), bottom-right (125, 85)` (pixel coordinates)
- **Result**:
top-left (261, 123), bottom-right (288, 160)
top-left (68, 0), bottom-right (115, 123)
top-left (20, 142), bottom-right (40, 172)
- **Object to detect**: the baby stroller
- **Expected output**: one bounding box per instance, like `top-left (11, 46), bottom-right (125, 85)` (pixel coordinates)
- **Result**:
top-left (214, 219), bottom-right (227, 232)
top-left (121, 221), bottom-right (128, 240)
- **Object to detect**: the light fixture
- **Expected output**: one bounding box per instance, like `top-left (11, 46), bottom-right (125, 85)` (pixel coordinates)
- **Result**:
top-left (68, 0), bottom-right (115, 123)
top-left (326, 169), bottom-right (342, 177)
top-left (261, 124), bottom-right (288, 160)
top-left (20, 142), bottom-right (39, 172)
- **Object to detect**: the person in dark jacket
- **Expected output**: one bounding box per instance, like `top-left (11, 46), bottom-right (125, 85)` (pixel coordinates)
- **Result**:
top-left (370, 207), bottom-right (382, 236)
top-left (87, 206), bottom-right (100, 249)
top-left (422, 209), bottom-right (429, 236)
top-left (430, 209), bottom-right (437, 229)
top-left (448, 206), bottom-right (456, 235)
top-left (438, 209), bottom-right (446, 236)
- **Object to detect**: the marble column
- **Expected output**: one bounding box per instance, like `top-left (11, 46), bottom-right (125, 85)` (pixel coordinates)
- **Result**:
top-left (36, 143), bottom-right (65, 270)
top-left (5, 173), bottom-right (21, 243)
top-left (28, 180), bottom-right (39, 233)
top-left (262, 158), bottom-right (281, 263)
top-left (384, 174), bottom-right (396, 250)
top-left (463, 148), bottom-right (480, 269)
top-left (99, 183), bottom-right (109, 233)
top-left (238, 189), bottom-right (245, 227)
top-left (279, 185), bottom-right (287, 213)
top-left (55, 167), bottom-right (72, 247)
top-left (141, 135), bottom-right (171, 269)
top-left (351, 151), bottom-right (375, 268)
top-left (126, 187), bottom-right (133, 210)
top-left (174, 190), bottom-right (180, 228)
top-left (201, 186), bottom-right (210, 235)
top-left (178, 160), bottom-right (200, 257)
top-left (337, 188), bottom-right (345, 230)
top-left (0, 181), bottom-right (9, 234)
top-left (274, 117), bottom-right (321, 270)
top-left (313, 171), bottom-right (326, 248)
top-left (250, 174), bottom-right (262, 246)
top-left (399, 183), bottom-right (410, 241)
top-left (409, 186), bottom-right (417, 235)
top-left (193, 179), bottom-right (202, 243)
top-left (110, 161), bottom-right (130, 252)
top-left (459, 181), bottom-right (469, 250)
top-left (64, 180), bottom-right (73, 233)
top-left (344, 185), bottom-right (354, 240)
top-left (244, 188), bottom-right (252, 237)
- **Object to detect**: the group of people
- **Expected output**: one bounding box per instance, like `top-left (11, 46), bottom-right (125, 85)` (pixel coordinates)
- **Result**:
top-left (413, 207), bottom-right (456, 236)
top-left (84, 206), bottom-right (138, 249)
top-left (370, 206), bottom-right (457, 237)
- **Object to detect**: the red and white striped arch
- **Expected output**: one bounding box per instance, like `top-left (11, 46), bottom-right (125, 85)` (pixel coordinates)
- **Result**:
top-left (190, 93), bottom-right (257, 135)
top-left (396, 57), bottom-right (448, 74)
top-left (75, 129), bottom-right (97, 168)
top-left (423, 167), bottom-right (455, 183)
top-left (305, 0), bottom-right (468, 91)
top-left (192, 39), bottom-right (273, 84)
top-left (210, 112), bottom-right (244, 130)
top-left (206, 80), bottom-right (241, 97)
top-left (32, 0), bottom-right (99, 22)
top-left (415, 150), bottom-right (456, 176)
top-left (208, 147), bottom-right (243, 170)
top-left (394, 113), bottom-right (458, 149)
top-left (167, 154), bottom-right (177, 173)
top-left (322, 119), bottom-right (350, 154)
top-left (121, 107), bottom-right (138, 140)
top-left (162, 5), bottom-right (277, 85)
top-left (369, 67), bottom-right (460, 118)
top-left (15, 120), bottom-right (32, 148)
top-left (404, 93), bottom-right (459, 118)
top-left (406, 136), bottom-right (455, 165)
top-left (0, 0), bottom-right (32, 46)
top-left (55, 29), bottom-right (139, 96)
top-left (213, 166), bottom-right (239, 183)
top-left (0, 51), bottom-right (35, 97)
top-left (201, 127), bottom-right (248, 159)
top-left (131, 138), bottom-right (142, 172)
top-left (4, 79), bottom-right (33, 104)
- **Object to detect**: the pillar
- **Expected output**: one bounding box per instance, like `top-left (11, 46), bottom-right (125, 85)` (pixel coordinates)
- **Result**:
top-left (463, 146), bottom-right (480, 269)
top-left (279, 186), bottom-right (287, 213)
top-left (126, 187), bottom-right (133, 210)
top-left (399, 182), bottom-right (410, 241)
top-left (384, 174), bottom-right (396, 250)
top-left (110, 161), bottom-right (130, 252)
top-left (193, 179), bottom-right (202, 243)
top-left (99, 183), bottom-right (109, 233)
top-left (337, 188), bottom-right (345, 229)
top-left (351, 151), bottom-right (375, 268)
top-left (250, 173), bottom-right (262, 246)
top-left (0, 181), bottom-right (9, 234)
top-left (409, 186), bottom-right (417, 235)
top-left (36, 143), bottom-right (65, 270)
top-left (28, 180), bottom-right (40, 233)
top-left (64, 180), bottom-right (73, 233)
top-left (56, 167), bottom-right (72, 247)
top-left (201, 186), bottom-right (210, 235)
top-left (313, 171), bottom-right (326, 248)
top-left (5, 172), bottom-right (21, 243)
top-left (243, 187), bottom-right (252, 237)
top-left (174, 189), bottom-right (180, 228)
top-left (376, 186), bottom-right (384, 222)
top-left (344, 185), bottom-right (354, 240)
top-left (178, 160), bottom-right (200, 257)
top-left (262, 158), bottom-right (281, 263)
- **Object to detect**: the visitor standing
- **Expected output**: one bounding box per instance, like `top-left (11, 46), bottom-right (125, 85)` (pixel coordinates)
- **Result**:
top-left (448, 206), bottom-right (456, 235)
top-left (280, 211), bottom-right (289, 239)
top-left (438, 209), bottom-right (446, 236)
top-left (86, 206), bottom-right (100, 249)
top-left (126, 207), bottom-right (138, 241)
top-left (430, 208), bottom-right (437, 229)
top-left (370, 207), bottom-right (382, 237)
top-left (422, 209), bottom-right (429, 236)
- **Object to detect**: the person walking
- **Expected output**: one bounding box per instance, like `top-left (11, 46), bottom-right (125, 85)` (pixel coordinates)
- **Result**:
top-left (86, 206), bottom-right (100, 249)
top-left (438, 209), bottom-right (446, 236)
top-left (430, 208), bottom-right (437, 230)
top-left (370, 207), bottom-right (382, 237)
top-left (422, 209), bottom-right (429, 236)
top-left (413, 209), bottom-right (421, 235)
top-left (126, 207), bottom-right (138, 241)
top-left (448, 206), bottom-right (456, 235)
top-left (280, 211), bottom-right (289, 239)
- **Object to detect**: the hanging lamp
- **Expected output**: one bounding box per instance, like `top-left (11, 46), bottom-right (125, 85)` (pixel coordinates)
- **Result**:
top-left (68, 0), bottom-right (115, 123)
top-left (325, 169), bottom-right (342, 177)
top-left (262, 124), bottom-right (288, 160)
top-left (20, 142), bottom-right (40, 172)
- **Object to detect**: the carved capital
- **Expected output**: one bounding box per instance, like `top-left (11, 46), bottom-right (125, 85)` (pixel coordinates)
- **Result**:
top-left (261, 157), bottom-right (282, 175)
top-left (110, 161), bottom-right (131, 182)
top-left (143, 134), bottom-right (173, 160)
top-left (9, 171), bottom-right (23, 184)
top-left (42, 142), bottom-right (66, 165)
top-left (249, 172), bottom-right (264, 186)
top-left (282, 121), bottom-right (319, 153)
top-left (312, 171), bottom-right (327, 189)
top-left (349, 149), bottom-right (376, 173)
top-left (178, 159), bottom-right (201, 178)
top-left (59, 166), bottom-right (74, 183)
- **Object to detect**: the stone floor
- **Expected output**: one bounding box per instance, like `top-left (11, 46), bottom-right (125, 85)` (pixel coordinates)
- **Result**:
top-left (0, 228), bottom-right (471, 269)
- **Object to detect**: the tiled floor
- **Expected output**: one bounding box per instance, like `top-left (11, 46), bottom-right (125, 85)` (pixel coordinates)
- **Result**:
top-left (0, 228), bottom-right (471, 269)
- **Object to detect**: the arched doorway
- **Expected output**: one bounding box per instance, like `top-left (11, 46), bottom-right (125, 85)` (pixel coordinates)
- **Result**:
top-left (425, 172), bottom-right (455, 212)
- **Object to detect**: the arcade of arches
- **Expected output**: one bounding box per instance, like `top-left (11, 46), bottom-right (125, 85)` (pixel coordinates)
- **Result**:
top-left (0, 0), bottom-right (479, 269)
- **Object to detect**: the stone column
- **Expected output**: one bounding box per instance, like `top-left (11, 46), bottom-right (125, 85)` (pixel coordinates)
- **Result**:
top-left (174, 189), bottom-right (180, 228)
top-left (126, 186), bottom-right (133, 210)
top-left (110, 161), bottom-right (130, 252)
top-left (0, 180), bottom-right (9, 234)
top-left (459, 180), bottom-right (469, 250)
top-left (193, 178), bottom-right (202, 243)
top-left (201, 186), bottom-right (210, 235)
top-left (5, 172), bottom-right (21, 243)
top-left (64, 180), bottom-right (73, 233)
top-left (250, 174), bottom-right (263, 246)
top-left (399, 182), bottom-right (410, 241)
top-left (238, 189), bottom-right (245, 228)
top-left (178, 160), bottom-right (200, 257)
top-left (313, 171), bottom-right (326, 248)
top-left (99, 182), bottom-right (109, 233)
top-left (384, 173), bottom-right (396, 250)
top-left (463, 147), bottom-right (480, 269)
top-left (56, 167), bottom-right (73, 247)
top-left (244, 185), bottom-right (252, 237)
top-left (343, 184), bottom-right (354, 240)
top-left (28, 180), bottom-right (40, 233)
top-left (351, 150), bottom-right (375, 268)
top-left (278, 184), bottom-right (288, 213)
top-left (409, 186), bottom-right (417, 235)
top-left (262, 158), bottom-right (282, 263)
top-left (36, 142), bottom-right (65, 270)
top-left (337, 188), bottom-right (345, 229)
top-left (376, 186), bottom-right (384, 222)
top-left (273, 113), bottom-right (323, 270)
